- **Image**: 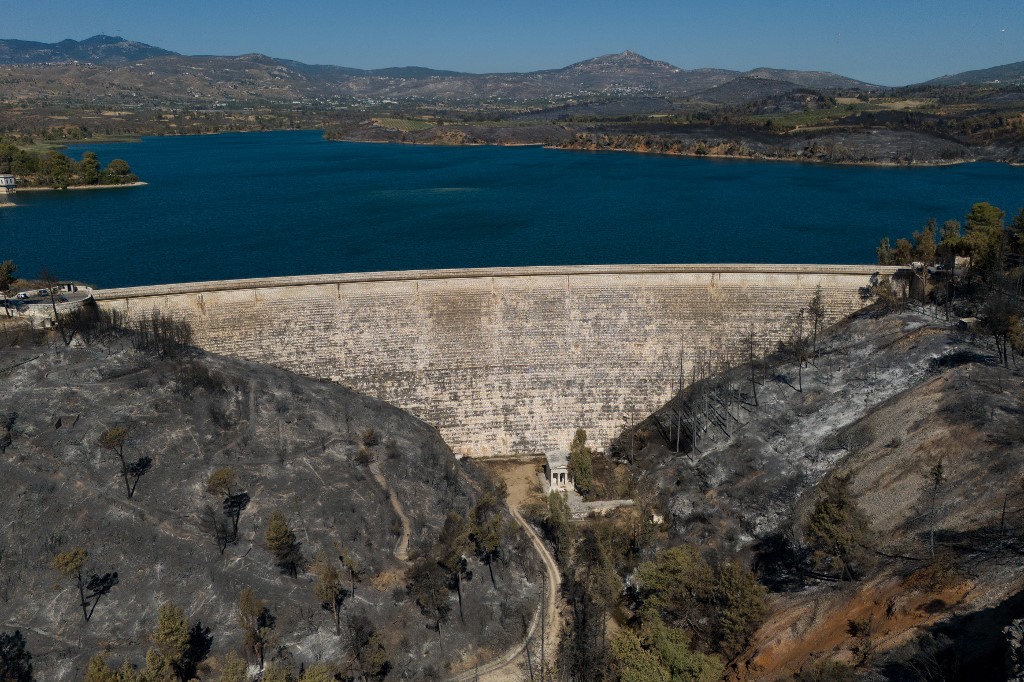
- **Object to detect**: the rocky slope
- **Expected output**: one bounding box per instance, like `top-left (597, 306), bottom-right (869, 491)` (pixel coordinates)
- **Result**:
top-left (629, 306), bottom-right (1024, 679)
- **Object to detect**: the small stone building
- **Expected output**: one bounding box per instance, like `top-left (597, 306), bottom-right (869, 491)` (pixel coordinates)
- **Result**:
top-left (545, 449), bottom-right (574, 493)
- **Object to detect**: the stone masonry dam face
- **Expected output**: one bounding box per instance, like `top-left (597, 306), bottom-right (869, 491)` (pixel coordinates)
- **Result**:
top-left (92, 264), bottom-right (896, 457)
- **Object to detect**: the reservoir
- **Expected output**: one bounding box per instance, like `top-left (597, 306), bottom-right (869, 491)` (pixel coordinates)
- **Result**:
top-left (4, 130), bottom-right (1023, 288)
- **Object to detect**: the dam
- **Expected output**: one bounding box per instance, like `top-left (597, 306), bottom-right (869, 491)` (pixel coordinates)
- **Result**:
top-left (93, 264), bottom-right (897, 457)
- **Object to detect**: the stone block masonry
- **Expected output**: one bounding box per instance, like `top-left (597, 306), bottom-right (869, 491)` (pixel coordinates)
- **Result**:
top-left (93, 264), bottom-right (899, 457)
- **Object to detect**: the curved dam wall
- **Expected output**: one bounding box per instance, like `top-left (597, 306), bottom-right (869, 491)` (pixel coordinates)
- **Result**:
top-left (93, 264), bottom-right (896, 457)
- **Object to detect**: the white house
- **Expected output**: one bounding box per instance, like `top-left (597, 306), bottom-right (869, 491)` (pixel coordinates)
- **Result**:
top-left (0, 175), bottom-right (14, 202)
top-left (544, 449), bottom-right (574, 493)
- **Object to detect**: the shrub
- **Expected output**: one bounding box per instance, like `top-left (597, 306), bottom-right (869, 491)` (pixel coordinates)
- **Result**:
top-left (175, 362), bottom-right (224, 398)
top-left (265, 510), bottom-right (302, 578)
top-left (355, 446), bottom-right (374, 465)
top-left (361, 428), bottom-right (380, 448)
top-left (635, 545), bottom-right (768, 658)
top-left (206, 468), bottom-right (236, 496)
top-left (796, 659), bottom-right (854, 682)
top-left (803, 475), bottom-right (874, 580)
top-left (906, 550), bottom-right (963, 591)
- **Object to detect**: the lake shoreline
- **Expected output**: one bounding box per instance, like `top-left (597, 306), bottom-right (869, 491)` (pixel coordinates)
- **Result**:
top-left (7, 130), bottom-right (1022, 289)
top-left (15, 181), bottom-right (149, 193)
top-left (328, 133), bottom-right (983, 168)
top-left (56, 127), bottom-right (1016, 168)
top-left (540, 143), bottom-right (975, 168)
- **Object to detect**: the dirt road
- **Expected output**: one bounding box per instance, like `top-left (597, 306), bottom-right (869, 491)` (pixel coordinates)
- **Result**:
top-left (449, 460), bottom-right (563, 682)
top-left (369, 461), bottom-right (411, 562)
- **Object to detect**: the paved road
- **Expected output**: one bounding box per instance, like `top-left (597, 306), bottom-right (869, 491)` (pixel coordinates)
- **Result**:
top-left (5, 289), bottom-right (92, 310)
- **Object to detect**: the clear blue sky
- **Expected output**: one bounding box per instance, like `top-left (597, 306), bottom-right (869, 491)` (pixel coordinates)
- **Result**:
top-left (6, 0), bottom-right (1023, 86)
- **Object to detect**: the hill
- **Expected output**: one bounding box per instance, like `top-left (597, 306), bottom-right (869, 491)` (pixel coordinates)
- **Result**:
top-left (543, 51), bottom-right (739, 96)
top-left (625, 305), bottom-right (1024, 678)
top-left (741, 67), bottom-right (875, 90)
top-left (0, 37), bottom-right (871, 104)
top-left (923, 60), bottom-right (1024, 86)
top-left (9, 35), bottom-right (1021, 168)
top-left (0, 35), bottom-right (175, 64)
top-left (691, 76), bottom-right (816, 105)
top-left (0, 316), bottom-right (539, 680)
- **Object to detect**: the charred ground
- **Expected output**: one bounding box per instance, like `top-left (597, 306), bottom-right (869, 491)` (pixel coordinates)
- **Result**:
top-left (617, 304), bottom-right (1024, 679)
top-left (0, 316), bottom-right (540, 680)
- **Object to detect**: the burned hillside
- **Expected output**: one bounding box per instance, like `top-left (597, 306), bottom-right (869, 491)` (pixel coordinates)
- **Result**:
top-left (0, 317), bottom-right (540, 680)
top-left (622, 305), bottom-right (1024, 679)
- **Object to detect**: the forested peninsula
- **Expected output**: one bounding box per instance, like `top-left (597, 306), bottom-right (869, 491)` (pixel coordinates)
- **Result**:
top-left (0, 142), bottom-right (140, 190)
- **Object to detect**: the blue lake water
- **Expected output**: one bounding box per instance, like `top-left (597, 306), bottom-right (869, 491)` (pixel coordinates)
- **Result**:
top-left (2, 130), bottom-right (1022, 288)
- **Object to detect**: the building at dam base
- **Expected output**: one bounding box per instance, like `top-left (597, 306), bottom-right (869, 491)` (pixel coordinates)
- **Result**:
top-left (93, 264), bottom-right (898, 457)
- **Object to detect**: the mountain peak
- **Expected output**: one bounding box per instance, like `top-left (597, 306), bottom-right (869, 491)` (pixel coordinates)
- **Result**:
top-left (568, 50), bottom-right (680, 73)
top-left (81, 34), bottom-right (128, 44)
top-left (593, 50), bottom-right (657, 64)
top-left (0, 35), bottom-right (175, 64)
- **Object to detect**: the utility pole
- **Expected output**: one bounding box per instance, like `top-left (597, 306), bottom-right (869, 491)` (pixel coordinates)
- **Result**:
top-left (524, 624), bottom-right (535, 682)
top-left (678, 341), bottom-right (685, 396)
top-left (540, 571), bottom-right (546, 682)
top-left (628, 411), bottom-right (635, 465)
top-left (675, 409), bottom-right (681, 453)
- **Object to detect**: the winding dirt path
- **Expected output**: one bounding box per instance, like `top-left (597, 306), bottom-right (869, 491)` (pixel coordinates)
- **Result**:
top-left (369, 461), bottom-right (411, 562)
top-left (449, 461), bottom-right (563, 682)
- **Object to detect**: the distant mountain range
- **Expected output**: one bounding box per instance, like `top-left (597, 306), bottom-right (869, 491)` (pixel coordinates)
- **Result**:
top-left (0, 35), bottom-right (877, 104)
top-left (0, 35), bottom-right (1020, 107)
top-left (0, 34), bottom-right (174, 64)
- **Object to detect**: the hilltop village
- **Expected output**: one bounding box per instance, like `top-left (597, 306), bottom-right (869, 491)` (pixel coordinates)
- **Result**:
top-left (3, 201), bottom-right (1024, 680)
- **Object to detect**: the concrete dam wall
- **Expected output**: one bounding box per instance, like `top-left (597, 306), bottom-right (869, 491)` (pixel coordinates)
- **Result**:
top-left (93, 264), bottom-right (896, 457)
